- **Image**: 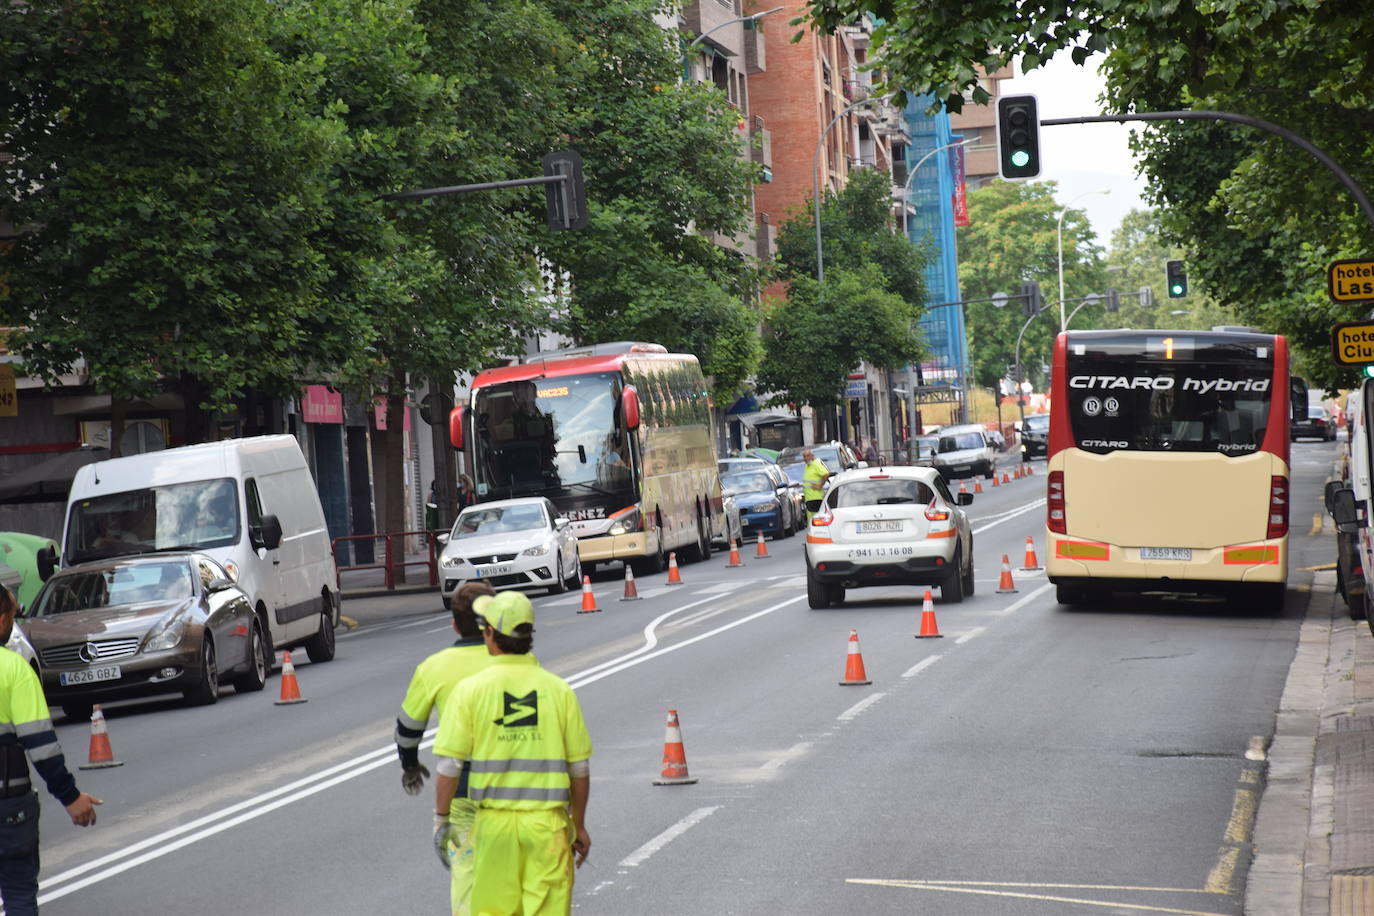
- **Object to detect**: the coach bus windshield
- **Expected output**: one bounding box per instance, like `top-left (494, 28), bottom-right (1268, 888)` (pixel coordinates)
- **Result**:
top-left (1064, 334), bottom-right (1275, 456)
top-left (473, 372), bottom-right (634, 499)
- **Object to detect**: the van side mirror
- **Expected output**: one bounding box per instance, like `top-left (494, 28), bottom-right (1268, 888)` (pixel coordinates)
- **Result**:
top-left (206, 577), bottom-right (235, 593)
top-left (36, 545), bottom-right (57, 582)
top-left (1331, 487), bottom-right (1364, 534)
top-left (251, 514), bottom-right (283, 551)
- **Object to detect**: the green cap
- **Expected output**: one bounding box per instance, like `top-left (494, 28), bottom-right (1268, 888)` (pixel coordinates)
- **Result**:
top-left (473, 591), bottom-right (535, 636)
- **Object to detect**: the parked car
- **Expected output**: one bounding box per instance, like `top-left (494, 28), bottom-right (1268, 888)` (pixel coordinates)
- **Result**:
top-left (717, 457), bottom-right (769, 476)
top-left (804, 466), bottom-right (975, 608)
top-left (439, 497), bottom-right (581, 599)
top-left (913, 436), bottom-right (938, 468)
top-left (1292, 405), bottom-right (1337, 441)
top-left (0, 532), bottom-right (60, 612)
top-left (23, 553), bottom-right (268, 720)
top-left (721, 468), bottom-right (796, 540)
top-left (712, 493), bottom-right (744, 548)
top-left (776, 441), bottom-right (861, 485)
top-left (1020, 414), bottom-right (1050, 459)
top-left (4, 618), bottom-right (39, 674)
top-left (769, 464), bottom-right (808, 532)
top-left (932, 424), bottom-right (997, 480)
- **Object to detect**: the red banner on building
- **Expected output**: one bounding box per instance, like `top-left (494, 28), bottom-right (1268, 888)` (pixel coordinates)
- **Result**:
top-left (950, 143), bottom-right (969, 227)
top-left (302, 385), bottom-right (343, 424)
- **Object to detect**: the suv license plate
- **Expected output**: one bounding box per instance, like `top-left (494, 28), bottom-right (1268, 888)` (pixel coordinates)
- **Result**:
top-left (1140, 547), bottom-right (1192, 561)
top-left (474, 564), bottom-right (514, 579)
top-left (60, 665), bottom-right (121, 687)
top-left (858, 520), bottom-right (902, 533)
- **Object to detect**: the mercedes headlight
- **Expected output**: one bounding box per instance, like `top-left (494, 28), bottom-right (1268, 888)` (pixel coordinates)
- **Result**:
top-left (144, 613), bottom-right (188, 652)
top-left (521, 542), bottom-right (552, 557)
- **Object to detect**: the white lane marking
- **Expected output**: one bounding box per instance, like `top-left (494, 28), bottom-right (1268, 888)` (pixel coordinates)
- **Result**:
top-left (38, 591), bottom-right (803, 900)
top-left (972, 499), bottom-right (1045, 535)
top-left (837, 692), bottom-right (887, 722)
top-left (955, 626), bottom-right (986, 645)
top-left (992, 583), bottom-right (1053, 616)
top-left (760, 742), bottom-right (812, 772)
top-left (902, 655), bottom-right (942, 679)
top-left (770, 577), bottom-right (805, 588)
top-left (618, 807), bottom-right (721, 867)
top-left (692, 582), bottom-right (740, 594)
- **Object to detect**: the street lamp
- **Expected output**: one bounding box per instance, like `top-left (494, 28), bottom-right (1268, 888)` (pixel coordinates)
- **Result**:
top-left (813, 97), bottom-right (884, 283)
top-left (899, 137), bottom-right (985, 236)
top-left (1057, 189), bottom-right (1110, 329)
top-left (684, 7), bottom-right (784, 54)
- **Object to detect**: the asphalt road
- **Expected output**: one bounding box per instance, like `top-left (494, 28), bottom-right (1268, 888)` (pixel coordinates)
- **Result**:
top-left (25, 441), bottom-right (1340, 915)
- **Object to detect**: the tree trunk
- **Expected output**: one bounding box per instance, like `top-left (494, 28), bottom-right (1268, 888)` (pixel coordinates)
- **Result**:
top-left (383, 369), bottom-right (409, 585)
top-left (109, 399), bottom-right (127, 458)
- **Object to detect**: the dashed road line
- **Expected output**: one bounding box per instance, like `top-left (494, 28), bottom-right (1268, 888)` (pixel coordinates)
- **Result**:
top-left (618, 807), bottom-right (721, 868)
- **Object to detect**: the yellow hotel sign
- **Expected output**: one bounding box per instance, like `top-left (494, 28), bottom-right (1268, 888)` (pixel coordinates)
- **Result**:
top-left (1328, 258), bottom-right (1374, 304)
top-left (0, 364), bottom-right (15, 417)
top-left (1331, 320), bottom-right (1374, 367)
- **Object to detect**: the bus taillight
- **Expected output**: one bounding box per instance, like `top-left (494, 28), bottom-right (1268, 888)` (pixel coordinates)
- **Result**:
top-left (1047, 471), bottom-right (1067, 534)
top-left (1268, 476), bottom-right (1289, 539)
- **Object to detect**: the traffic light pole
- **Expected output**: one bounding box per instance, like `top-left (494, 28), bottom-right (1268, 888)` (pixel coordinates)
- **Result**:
top-left (1042, 111), bottom-right (1374, 236)
top-left (1012, 308), bottom-right (1044, 432)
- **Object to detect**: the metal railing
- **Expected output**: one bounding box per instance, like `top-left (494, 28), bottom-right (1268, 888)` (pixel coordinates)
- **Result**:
top-left (332, 530), bottom-right (440, 591)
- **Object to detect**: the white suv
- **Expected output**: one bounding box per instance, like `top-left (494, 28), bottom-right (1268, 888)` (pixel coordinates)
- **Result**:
top-left (804, 466), bottom-right (974, 608)
top-left (932, 424), bottom-right (997, 480)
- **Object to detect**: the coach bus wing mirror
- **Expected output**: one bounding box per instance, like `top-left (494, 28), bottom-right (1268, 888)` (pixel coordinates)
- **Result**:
top-left (1325, 480), bottom-right (1344, 515)
top-left (622, 386), bottom-right (641, 430)
top-left (449, 406), bottom-right (465, 450)
top-left (1331, 487), bottom-right (1364, 534)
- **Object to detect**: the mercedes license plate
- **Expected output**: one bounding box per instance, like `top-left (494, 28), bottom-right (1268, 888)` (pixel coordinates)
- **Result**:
top-left (474, 563), bottom-right (514, 579)
top-left (858, 520), bottom-right (902, 533)
top-left (59, 665), bottom-right (121, 687)
top-left (1140, 547), bottom-right (1192, 561)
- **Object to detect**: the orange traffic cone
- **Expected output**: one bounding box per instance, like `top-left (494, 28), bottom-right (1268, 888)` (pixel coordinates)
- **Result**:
top-left (915, 589), bottom-right (943, 638)
top-left (839, 628), bottom-right (872, 685)
top-left (726, 538), bottom-right (744, 568)
top-left (620, 565), bottom-right (640, 602)
top-left (275, 650), bottom-right (308, 705)
top-left (1002, 472), bottom-right (1011, 485)
top-left (958, 479), bottom-right (968, 497)
top-left (652, 709), bottom-right (698, 785)
top-left (1025, 463), bottom-right (1034, 476)
top-left (991, 473), bottom-right (1000, 487)
top-left (78, 705), bottom-right (124, 769)
top-left (754, 531), bottom-right (771, 559)
top-left (665, 552), bottom-right (684, 585)
top-left (974, 478), bottom-right (983, 494)
top-left (1021, 536), bottom-right (1043, 571)
top-left (580, 575), bottom-right (601, 612)
top-left (996, 554), bottom-right (1018, 593)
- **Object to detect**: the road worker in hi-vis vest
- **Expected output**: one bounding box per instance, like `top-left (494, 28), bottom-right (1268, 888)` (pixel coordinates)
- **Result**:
top-left (433, 590), bottom-right (592, 916)
top-left (802, 449), bottom-right (832, 521)
top-left (395, 581), bottom-right (503, 916)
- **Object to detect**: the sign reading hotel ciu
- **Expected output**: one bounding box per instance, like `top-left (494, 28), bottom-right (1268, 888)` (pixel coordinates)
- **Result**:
top-left (1330, 320), bottom-right (1374, 367)
top-left (1328, 258), bottom-right (1374, 304)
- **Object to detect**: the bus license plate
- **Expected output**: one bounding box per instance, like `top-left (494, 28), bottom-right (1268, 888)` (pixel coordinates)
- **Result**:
top-left (59, 665), bottom-right (121, 687)
top-left (474, 564), bottom-right (514, 579)
top-left (858, 520), bottom-right (902, 533)
top-left (1140, 547), bottom-right (1192, 561)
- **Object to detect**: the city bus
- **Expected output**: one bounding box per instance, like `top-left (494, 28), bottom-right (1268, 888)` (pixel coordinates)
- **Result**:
top-left (449, 342), bottom-right (726, 574)
top-left (1045, 328), bottom-right (1305, 610)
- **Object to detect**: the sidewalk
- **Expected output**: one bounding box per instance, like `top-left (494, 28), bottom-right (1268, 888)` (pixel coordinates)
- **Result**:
top-left (337, 550), bottom-right (439, 601)
top-left (1247, 571), bottom-right (1374, 915)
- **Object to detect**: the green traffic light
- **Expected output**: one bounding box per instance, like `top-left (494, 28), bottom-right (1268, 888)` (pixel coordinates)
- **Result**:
top-left (1010, 150), bottom-right (1030, 168)
top-left (1364, 365), bottom-right (1374, 378)
top-left (1170, 283), bottom-right (1184, 295)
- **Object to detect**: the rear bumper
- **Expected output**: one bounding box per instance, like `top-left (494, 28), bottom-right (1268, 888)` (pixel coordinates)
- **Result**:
top-left (1046, 534), bottom-right (1286, 586)
top-left (810, 556), bottom-right (951, 587)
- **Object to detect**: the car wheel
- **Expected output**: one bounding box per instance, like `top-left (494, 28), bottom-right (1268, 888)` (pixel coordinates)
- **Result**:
top-left (807, 569), bottom-right (831, 609)
top-left (233, 617), bottom-right (269, 693)
top-left (304, 601), bottom-right (337, 663)
top-left (184, 637), bottom-right (220, 706)
top-left (549, 552), bottom-right (568, 595)
top-left (961, 551), bottom-right (976, 597)
top-left (632, 531), bottom-right (666, 576)
top-left (565, 551), bottom-right (581, 589)
top-left (62, 702), bottom-right (93, 723)
top-left (942, 547), bottom-right (965, 603)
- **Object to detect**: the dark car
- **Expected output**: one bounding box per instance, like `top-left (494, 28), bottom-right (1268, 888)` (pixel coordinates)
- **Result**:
top-left (1020, 414), bottom-right (1050, 459)
top-left (1292, 405), bottom-right (1336, 441)
top-left (721, 469), bottom-right (796, 540)
top-left (776, 442), bottom-right (861, 486)
top-left (21, 553), bottom-right (269, 720)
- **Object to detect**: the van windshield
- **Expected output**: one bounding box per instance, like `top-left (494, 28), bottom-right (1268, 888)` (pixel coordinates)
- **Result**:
top-left (65, 478), bottom-right (240, 563)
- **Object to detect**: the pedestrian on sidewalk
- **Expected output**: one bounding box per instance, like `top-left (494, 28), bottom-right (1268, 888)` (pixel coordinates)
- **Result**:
top-left (433, 591), bottom-right (592, 915)
top-left (394, 581), bottom-right (497, 916)
top-left (0, 584), bottom-right (101, 916)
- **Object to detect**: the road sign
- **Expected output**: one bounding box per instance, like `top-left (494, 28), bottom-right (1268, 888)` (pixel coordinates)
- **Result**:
top-left (991, 291), bottom-right (1009, 309)
top-left (1330, 320), bottom-right (1374, 366)
top-left (1328, 258), bottom-right (1374, 304)
top-left (844, 378), bottom-right (868, 398)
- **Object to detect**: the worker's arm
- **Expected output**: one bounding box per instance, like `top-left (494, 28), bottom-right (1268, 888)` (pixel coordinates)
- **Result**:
top-left (569, 764), bottom-right (591, 867)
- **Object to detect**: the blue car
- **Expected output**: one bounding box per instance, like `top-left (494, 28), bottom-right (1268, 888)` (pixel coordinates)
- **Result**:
top-left (721, 469), bottom-right (796, 540)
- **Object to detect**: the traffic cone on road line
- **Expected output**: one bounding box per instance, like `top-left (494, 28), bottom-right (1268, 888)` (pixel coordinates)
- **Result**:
top-left (915, 590), bottom-right (943, 639)
top-left (974, 478), bottom-right (983, 494)
top-left (755, 531), bottom-right (771, 559)
top-left (78, 705), bottom-right (124, 769)
top-left (666, 552), bottom-right (684, 585)
top-left (653, 710), bottom-right (698, 785)
top-left (1002, 472), bottom-right (1011, 485)
top-left (1021, 536), bottom-right (1043, 572)
top-left (991, 474), bottom-right (1000, 488)
top-left (839, 628), bottom-right (872, 686)
top-left (996, 555), bottom-right (1018, 593)
top-left (726, 538), bottom-right (744, 568)
top-left (620, 566), bottom-right (641, 602)
top-left (275, 650), bottom-right (308, 705)
top-left (580, 575), bottom-right (602, 612)
top-left (958, 480), bottom-right (968, 497)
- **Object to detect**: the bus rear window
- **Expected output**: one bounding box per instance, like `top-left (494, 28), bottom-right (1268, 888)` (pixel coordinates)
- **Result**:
top-left (1064, 338), bottom-right (1274, 455)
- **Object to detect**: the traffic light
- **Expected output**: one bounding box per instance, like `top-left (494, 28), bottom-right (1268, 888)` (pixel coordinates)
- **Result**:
top-left (997, 95), bottom-right (1041, 180)
top-left (1138, 285), bottom-right (1154, 309)
top-left (1018, 280), bottom-right (1043, 316)
top-left (543, 150), bottom-right (587, 231)
top-left (1105, 288), bottom-right (1119, 312)
top-left (1166, 259), bottom-right (1188, 298)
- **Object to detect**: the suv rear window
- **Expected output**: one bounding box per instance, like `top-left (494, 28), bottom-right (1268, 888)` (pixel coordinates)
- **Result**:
top-left (937, 432), bottom-right (984, 452)
top-left (831, 478), bottom-right (933, 507)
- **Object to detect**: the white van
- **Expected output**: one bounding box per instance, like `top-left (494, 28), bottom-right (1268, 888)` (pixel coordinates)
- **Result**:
top-left (60, 435), bottom-right (339, 665)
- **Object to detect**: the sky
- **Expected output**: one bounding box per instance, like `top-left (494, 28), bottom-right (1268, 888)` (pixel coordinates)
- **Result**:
top-left (1004, 51), bottom-right (1150, 248)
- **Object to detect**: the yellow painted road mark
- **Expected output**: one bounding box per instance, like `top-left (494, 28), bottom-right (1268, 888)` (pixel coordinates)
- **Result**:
top-left (1203, 845), bottom-right (1241, 894)
top-left (1302, 563), bottom-right (1338, 571)
top-left (845, 880), bottom-right (1229, 915)
top-left (1310, 512), bottom-right (1324, 536)
top-left (340, 615), bottom-right (359, 630)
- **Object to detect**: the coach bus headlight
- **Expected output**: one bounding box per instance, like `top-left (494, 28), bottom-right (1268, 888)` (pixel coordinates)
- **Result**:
top-left (609, 508), bottom-right (641, 536)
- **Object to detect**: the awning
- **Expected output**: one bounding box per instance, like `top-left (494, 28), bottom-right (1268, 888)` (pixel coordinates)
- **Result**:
top-left (0, 446), bottom-right (109, 504)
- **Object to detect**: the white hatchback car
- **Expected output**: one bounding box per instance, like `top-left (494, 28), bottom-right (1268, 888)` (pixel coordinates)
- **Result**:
top-left (439, 498), bottom-right (581, 600)
top-left (804, 466), bottom-right (974, 608)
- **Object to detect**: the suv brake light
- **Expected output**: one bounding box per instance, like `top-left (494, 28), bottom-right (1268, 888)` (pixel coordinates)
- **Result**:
top-left (1267, 476), bottom-right (1288, 539)
top-left (1047, 471), bottom-right (1066, 534)
top-left (812, 505), bottom-right (834, 526)
top-left (924, 499), bottom-right (949, 522)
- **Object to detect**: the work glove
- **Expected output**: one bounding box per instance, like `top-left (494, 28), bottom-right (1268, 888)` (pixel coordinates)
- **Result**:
top-left (401, 763), bottom-right (430, 796)
top-left (433, 814), bottom-right (453, 871)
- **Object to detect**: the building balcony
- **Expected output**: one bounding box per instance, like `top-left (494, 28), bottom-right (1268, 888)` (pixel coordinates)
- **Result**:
top-left (750, 117), bottom-right (772, 174)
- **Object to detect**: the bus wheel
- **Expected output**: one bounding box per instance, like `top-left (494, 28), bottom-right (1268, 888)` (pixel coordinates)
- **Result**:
top-left (633, 536), bottom-right (665, 576)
